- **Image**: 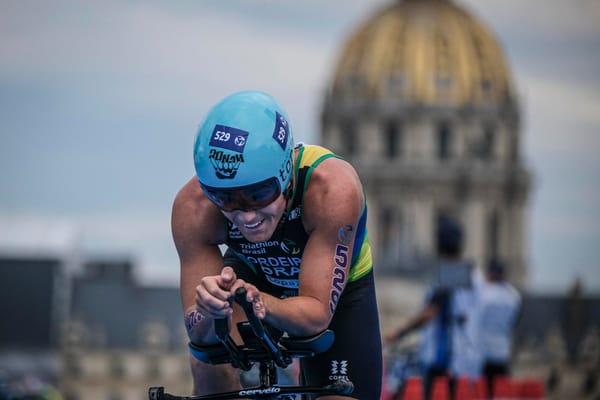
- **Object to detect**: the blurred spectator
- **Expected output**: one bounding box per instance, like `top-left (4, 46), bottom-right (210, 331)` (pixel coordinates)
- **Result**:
top-left (385, 217), bottom-right (481, 399)
top-left (478, 258), bottom-right (522, 395)
top-left (564, 278), bottom-right (584, 365)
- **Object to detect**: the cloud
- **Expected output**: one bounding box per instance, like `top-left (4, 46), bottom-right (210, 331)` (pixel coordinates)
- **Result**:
top-left (0, 214), bottom-right (80, 255)
top-left (533, 202), bottom-right (600, 237)
top-left (521, 76), bottom-right (600, 154)
top-left (1, 0), bottom-right (599, 293)
top-left (462, 0), bottom-right (600, 39)
top-left (0, 1), bottom-right (346, 143)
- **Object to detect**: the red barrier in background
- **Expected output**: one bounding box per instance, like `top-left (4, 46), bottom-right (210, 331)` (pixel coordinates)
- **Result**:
top-left (516, 378), bottom-right (545, 400)
top-left (389, 375), bottom-right (545, 400)
top-left (431, 376), bottom-right (450, 400)
top-left (400, 376), bottom-right (424, 400)
top-left (473, 376), bottom-right (488, 400)
top-left (454, 376), bottom-right (474, 400)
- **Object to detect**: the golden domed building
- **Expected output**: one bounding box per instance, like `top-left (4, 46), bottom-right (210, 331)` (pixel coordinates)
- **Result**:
top-left (320, 0), bottom-right (531, 288)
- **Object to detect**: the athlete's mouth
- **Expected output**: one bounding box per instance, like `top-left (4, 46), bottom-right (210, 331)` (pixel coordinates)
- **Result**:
top-left (244, 219), bottom-right (264, 229)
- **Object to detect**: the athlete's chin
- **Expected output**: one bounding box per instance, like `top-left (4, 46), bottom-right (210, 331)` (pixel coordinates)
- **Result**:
top-left (240, 226), bottom-right (276, 243)
top-left (242, 231), bottom-right (272, 243)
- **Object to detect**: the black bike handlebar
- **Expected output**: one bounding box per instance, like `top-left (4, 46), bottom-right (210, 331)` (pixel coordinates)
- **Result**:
top-left (149, 286), bottom-right (353, 399)
top-left (232, 287), bottom-right (290, 368)
top-left (234, 287), bottom-right (264, 337)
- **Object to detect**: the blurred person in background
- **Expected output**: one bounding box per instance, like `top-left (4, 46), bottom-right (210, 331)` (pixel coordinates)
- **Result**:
top-left (478, 258), bottom-right (522, 395)
top-left (385, 217), bottom-right (481, 400)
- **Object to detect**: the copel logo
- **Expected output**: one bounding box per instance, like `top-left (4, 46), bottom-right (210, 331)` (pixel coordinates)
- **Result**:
top-left (329, 360), bottom-right (350, 381)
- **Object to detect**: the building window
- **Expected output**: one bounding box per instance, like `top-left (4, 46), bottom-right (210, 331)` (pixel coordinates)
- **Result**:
top-left (508, 135), bottom-right (519, 162)
top-left (387, 75), bottom-right (404, 95)
top-left (486, 210), bottom-right (499, 261)
top-left (481, 79), bottom-right (492, 93)
top-left (64, 392), bottom-right (79, 400)
top-left (347, 75), bottom-right (367, 97)
top-left (436, 75), bottom-right (452, 88)
top-left (109, 392), bottom-right (124, 400)
top-left (341, 120), bottom-right (357, 157)
top-left (435, 212), bottom-right (463, 257)
top-left (379, 206), bottom-right (395, 268)
top-left (110, 355), bottom-right (126, 378)
top-left (480, 126), bottom-right (495, 160)
top-left (147, 355), bottom-right (161, 378)
top-left (64, 354), bottom-right (82, 378)
top-left (437, 123), bottom-right (451, 160)
top-left (380, 207), bottom-right (393, 247)
top-left (385, 121), bottom-right (402, 159)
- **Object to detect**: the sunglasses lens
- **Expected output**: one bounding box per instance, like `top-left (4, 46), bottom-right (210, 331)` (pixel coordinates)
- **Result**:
top-left (203, 189), bottom-right (232, 209)
top-left (201, 178), bottom-right (281, 211)
top-left (247, 180), bottom-right (279, 203)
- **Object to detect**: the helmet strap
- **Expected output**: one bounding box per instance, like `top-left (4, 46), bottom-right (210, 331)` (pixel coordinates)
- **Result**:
top-left (276, 180), bottom-right (294, 230)
top-left (283, 183), bottom-right (293, 202)
top-left (277, 151), bottom-right (296, 230)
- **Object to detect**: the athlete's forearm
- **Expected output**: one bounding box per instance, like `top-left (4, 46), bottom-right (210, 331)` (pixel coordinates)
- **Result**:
top-left (261, 294), bottom-right (331, 337)
top-left (184, 306), bottom-right (220, 345)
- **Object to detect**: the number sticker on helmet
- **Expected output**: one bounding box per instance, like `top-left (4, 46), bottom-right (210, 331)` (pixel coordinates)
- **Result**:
top-left (272, 112), bottom-right (289, 150)
top-left (209, 125), bottom-right (249, 153)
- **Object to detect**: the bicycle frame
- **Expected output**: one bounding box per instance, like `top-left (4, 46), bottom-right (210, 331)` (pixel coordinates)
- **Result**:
top-left (148, 287), bottom-right (354, 400)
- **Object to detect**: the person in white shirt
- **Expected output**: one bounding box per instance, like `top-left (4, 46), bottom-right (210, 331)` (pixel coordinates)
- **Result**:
top-left (478, 258), bottom-right (522, 393)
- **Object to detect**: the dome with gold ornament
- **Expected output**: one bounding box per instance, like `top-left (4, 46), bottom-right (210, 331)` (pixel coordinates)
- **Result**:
top-left (327, 0), bottom-right (516, 110)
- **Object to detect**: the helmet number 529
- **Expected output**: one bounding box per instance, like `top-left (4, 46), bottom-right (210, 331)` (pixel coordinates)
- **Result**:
top-left (214, 131), bottom-right (231, 141)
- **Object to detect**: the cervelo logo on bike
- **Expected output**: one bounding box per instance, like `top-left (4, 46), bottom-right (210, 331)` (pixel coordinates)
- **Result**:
top-left (238, 387), bottom-right (281, 396)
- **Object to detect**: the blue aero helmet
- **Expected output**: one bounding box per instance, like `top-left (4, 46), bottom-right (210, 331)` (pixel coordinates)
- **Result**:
top-left (194, 91), bottom-right (294, 209)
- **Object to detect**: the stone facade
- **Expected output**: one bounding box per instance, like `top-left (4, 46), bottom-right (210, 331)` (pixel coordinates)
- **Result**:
top-left (320, 0), bottom-right (531, 289)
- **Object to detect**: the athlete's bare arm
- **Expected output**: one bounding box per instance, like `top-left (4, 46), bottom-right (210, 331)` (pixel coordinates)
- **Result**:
top-left (172, 177), bottom-right (234, 345)
top-left (257, 157), bottom-right (365, 337)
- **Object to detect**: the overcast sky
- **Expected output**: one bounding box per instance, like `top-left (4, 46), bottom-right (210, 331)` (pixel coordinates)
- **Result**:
top-left (1, 0), bottom-right (599, 294)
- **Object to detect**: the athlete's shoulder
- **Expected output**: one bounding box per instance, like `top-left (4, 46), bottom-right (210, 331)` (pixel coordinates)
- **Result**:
top-left (297, 144), bottom-right (341, 166)
top-left (173, 177), bottom-right (205, 213)
top-left (172, 177), bottom-right (226, 245)
top-left (301, 147), bottom-right (364, 224)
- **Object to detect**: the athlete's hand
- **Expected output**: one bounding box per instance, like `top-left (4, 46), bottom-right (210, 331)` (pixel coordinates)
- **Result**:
top-left (194, 266), bottom-right (238, 319)
top-left (230, 279), bottom-right (266, 320)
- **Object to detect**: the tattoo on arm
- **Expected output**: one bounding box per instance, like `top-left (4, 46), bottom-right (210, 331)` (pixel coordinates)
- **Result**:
top-left (185, 310), bottom-right (204, 335)
top-left (329, 226), bottom-right (354, 314)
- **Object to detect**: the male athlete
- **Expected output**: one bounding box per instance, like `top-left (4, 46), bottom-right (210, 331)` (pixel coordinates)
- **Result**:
top-left (172, 91), bottom-right (381, 399)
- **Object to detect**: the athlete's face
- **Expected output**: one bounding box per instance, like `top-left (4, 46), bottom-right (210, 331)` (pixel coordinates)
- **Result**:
top-left (221, 195), bottom-right (287, 243)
